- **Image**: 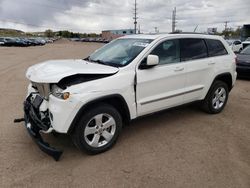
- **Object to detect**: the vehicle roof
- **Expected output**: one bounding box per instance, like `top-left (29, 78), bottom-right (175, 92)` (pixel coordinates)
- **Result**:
top-left (226, 39), bottom-right (241, 42)
top-left (122, 33), bottom-right (223, 40)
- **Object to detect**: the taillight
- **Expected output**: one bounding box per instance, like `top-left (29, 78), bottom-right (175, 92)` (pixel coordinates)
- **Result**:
top-left (235, 57), bottom-right (238, 64)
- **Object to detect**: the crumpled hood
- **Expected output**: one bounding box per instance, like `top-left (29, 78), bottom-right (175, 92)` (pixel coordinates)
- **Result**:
top-left (26, 59), bottom-right (119, 83)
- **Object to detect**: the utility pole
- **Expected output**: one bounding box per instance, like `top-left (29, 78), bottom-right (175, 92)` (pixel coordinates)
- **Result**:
top-left (224, 21), bottom-right (229, 38)
top-left (172, 7), bottom-right (177, 32)
top-left (133, 0), bottom-right (138, 34)
top-left (224, 21), bottom-right (229, 32)
top-left (154, 27), bottom-right (158, 33)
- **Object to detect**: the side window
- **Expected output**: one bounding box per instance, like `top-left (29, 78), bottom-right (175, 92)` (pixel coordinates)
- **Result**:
top-left (205, 39), bottom-right (228, 57)
top-left (150, 39), bottom-right (180, 65)
top-left (180, 38), bottom-right (208, 61)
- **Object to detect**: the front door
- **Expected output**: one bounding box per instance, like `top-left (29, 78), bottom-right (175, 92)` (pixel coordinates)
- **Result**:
top-left (136, 39), bottom-right (187, 116)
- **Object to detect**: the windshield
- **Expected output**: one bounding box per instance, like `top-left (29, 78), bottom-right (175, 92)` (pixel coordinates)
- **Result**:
top-left (88, 38), bottom-right (153, 67)
top-left (240, 46), bottom-right (250, 55)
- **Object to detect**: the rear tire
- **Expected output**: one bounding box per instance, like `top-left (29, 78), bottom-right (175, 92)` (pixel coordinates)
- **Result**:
top-left (201, 81), bottom-right (229, 114)
top-left (71, 103), bottom-right (122, 155)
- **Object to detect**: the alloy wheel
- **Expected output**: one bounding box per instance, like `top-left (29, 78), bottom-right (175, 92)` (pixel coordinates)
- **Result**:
top-left (84, 113), bottom-right (116, 148)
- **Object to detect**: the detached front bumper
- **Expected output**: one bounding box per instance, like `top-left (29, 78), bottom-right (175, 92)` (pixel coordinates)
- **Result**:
top-left (16, 94), bottom-right (63, 161)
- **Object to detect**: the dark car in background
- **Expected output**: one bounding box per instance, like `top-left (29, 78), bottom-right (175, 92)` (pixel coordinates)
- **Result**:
top-left (14, 38), bottom-right (29, 47)
top-left (242, 37), bottom-right (250, 49)
top-left (1, 37), bottom-right (17, 46)
top-left (236, 45), bottom-right (250, 78)
top-left (0, 37), bottom-right (5, 45)
top-left (0, 37), bottom-right (55, 47)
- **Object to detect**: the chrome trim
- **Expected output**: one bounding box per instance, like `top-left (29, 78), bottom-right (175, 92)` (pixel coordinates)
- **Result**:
top-left (140, 87), bottom-right (204, 105)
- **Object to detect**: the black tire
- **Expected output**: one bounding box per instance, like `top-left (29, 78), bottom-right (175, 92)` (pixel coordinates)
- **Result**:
top-left (201, 80), bottom-right (229, 114)
top-left (71, 103), bottom-right (122, 155)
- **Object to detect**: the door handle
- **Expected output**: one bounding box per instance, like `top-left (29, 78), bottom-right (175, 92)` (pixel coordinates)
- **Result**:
top-left (208, 62), bottom-right (215, 65)
top-left (174, 67), bottom-right (184, 72)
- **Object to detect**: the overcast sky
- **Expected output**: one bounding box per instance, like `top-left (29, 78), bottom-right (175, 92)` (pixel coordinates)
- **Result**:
top-left (0, 0), bottom-right (249, 33)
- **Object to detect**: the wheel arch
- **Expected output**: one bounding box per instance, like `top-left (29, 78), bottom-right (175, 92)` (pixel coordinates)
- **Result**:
top-left (67, 94), bottom-right (131, 134)
top-left (212, 73), bottom-right (233, 92)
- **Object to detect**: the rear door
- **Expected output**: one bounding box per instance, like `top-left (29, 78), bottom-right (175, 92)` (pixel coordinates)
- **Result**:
top-left (180, 38), bottom-right (212, 103)
top-left (182, 38), bottom-right (229, 103)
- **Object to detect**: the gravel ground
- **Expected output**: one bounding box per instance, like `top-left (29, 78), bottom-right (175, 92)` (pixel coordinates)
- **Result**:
top-left (0, 39), bottom-right (250, 188)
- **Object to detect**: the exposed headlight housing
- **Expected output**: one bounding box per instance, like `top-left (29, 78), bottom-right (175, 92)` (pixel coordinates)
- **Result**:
top-left (51, 84), bottom-right (70, 100)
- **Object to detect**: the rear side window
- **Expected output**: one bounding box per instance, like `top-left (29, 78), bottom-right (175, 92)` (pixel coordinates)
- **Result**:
top-left (180, 38), bottom-right (207, 61)
top-left (205, 39), bottom-right (228, 57)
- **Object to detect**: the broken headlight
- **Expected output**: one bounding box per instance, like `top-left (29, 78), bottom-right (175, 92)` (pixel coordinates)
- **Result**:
top-left (51, 84), bottom-right (70, 100)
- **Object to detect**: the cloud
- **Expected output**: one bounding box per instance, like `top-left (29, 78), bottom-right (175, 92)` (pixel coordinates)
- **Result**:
top-left (0, 0), bottom-right (249, 33)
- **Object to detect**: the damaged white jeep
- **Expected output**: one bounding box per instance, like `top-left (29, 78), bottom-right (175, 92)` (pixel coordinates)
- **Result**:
top-left (16, 33), bottom-right (237, 160)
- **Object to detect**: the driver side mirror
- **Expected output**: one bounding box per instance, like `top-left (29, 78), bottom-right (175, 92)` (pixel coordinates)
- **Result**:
top-left (147, 55), bottom-right (159, 66)
top-left (139, 55), bottom-right (159, 69)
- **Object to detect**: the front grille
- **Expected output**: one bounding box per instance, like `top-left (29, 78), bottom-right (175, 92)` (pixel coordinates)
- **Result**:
top-left (31, 82), bottom-right (50, 99)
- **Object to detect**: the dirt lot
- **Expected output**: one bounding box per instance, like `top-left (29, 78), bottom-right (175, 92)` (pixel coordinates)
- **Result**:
top-left (0, 39), bottom-right (250, 188)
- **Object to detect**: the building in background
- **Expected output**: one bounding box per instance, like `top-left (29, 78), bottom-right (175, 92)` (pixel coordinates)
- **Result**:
top-left (102, 29), bottom-right (135, 41)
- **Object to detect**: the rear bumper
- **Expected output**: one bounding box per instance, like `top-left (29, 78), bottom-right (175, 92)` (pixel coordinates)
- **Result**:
top-left (23, 95), bottom-right (63, 161)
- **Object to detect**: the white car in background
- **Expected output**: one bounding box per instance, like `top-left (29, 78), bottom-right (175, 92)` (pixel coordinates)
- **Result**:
top-left (17, 33), bottom-right (237, 160)
top-left (226, 40), bottom-right (243, 53)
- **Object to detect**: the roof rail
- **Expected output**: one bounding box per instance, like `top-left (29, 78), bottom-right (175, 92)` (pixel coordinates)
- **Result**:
top-left (169, 31), bottom-right (210, 35)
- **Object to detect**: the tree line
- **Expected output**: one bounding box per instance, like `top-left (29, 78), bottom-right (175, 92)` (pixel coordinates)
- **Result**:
top-left (45, 29), bottom-right (101, 38)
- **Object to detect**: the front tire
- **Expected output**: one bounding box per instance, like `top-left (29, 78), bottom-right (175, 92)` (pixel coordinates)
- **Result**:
top-left (201, 81), bottom-right (229, 114)
top-left (71, 104), bottom-right (122, 154)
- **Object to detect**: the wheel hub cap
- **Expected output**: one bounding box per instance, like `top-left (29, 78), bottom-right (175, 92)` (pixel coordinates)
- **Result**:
top-left (84, 113), bottom-right (116, 148)
top-left (212, 87), bottom-right (226, 110)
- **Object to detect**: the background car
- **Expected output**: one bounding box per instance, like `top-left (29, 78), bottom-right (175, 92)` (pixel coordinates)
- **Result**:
top-left (226, 39), bottom-right (243, 53)
top-left (236, 45), bottom-right (250, 78)
top-left (14, 38), bottom-right (29, 47)
top-left (1, 37), bottom-right (16, 46)
top-left (242, 37), bottom-right (250, 49)
top-left (0, 37), bottom-right (5, 45)
top-left (28, 38), bottom-right (43, 45)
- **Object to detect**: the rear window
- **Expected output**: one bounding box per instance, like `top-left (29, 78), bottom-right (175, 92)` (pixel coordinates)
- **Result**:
top-left (205, 39), bottom-right (228, 57)
top-left (180, 38), bottom-right (207, 61)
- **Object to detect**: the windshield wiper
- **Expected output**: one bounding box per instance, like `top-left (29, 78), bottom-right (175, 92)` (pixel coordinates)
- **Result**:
top-left (83, 56), bottom-right (91, 61)
top-left (84, 57), bottom-right (107, 65)
top-left (84, 57), bottom-right (121, 67)
top-left (91, 59), bottom-right (109, 65)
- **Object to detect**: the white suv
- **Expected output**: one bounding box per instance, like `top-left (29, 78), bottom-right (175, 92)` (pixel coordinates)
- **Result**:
top-left (17, 33), bottom-right (237, 160)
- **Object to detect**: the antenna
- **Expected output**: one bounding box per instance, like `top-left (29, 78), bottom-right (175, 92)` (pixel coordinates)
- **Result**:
top-left (194, 25), bottom-right (198, 32)
top-left (133, 0), bottom-right (138, 34)
top-left (172, 7), bottom-right (177, 32)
